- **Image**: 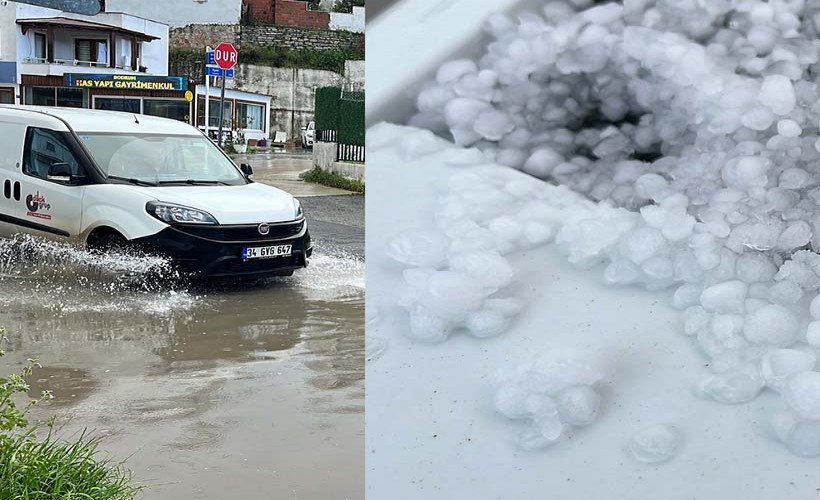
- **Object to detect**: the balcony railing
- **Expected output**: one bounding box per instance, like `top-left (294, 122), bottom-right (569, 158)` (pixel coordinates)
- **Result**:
top-left (23, 57), bottom-right (111, 68)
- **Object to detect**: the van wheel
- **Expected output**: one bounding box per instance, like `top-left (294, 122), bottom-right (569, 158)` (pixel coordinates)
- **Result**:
top-left (87, 230), bottom-right (129, 252)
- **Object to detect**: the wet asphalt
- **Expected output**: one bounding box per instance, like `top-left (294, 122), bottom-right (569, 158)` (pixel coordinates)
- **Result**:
top-left (0, 155), bottom-right (365, 500)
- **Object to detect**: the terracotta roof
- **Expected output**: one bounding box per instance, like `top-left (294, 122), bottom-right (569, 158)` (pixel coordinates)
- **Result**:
top-left (17, 17), bottom-right (159, 41)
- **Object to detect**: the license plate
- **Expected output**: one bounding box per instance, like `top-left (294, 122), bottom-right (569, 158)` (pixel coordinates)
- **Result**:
top-left (242, 244), bottom-right (292, 260)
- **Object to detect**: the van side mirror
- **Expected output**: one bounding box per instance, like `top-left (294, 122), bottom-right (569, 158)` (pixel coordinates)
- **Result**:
top-left (48, 162), bottom-right (73, 182)
top-left (240, 163), bottom-right (253, 176)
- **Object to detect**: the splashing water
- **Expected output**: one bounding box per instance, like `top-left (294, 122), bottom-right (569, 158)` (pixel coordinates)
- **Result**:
top-left (0, 235), bottom-right (196, 315)
top-left (286, 253), bottom-right (364, 296)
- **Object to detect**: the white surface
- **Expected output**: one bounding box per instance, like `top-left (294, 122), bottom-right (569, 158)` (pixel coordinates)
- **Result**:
top-left (365, 0), bottom-right (536, 125)
top-left (366, 124), bottom-right (820, 499)
top-left (2, 105), bottom-right (200, 135)
top-left (330, 6), bottom-right (365, 33)
top-left (106, 0), bottom-right (242, 27)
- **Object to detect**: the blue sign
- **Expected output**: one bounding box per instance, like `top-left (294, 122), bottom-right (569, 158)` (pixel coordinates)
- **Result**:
top-left (206, 50), bottom-right (215, 65)
top-left (64, 73), bottom-right (188, 91)
top-left (206, 66), bottom-right (234, 78)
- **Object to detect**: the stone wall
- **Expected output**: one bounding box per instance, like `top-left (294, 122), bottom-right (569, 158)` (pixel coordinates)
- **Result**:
top-left (242, 25), bottom-right (363, 51)
top-left (170, 24), bottom-right (363, 52)
top-left (170, 24), bottom-right (241, 50)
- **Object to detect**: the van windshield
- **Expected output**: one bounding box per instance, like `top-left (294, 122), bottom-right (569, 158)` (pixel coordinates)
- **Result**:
top-left (78, 133), bottom-right (247, 186)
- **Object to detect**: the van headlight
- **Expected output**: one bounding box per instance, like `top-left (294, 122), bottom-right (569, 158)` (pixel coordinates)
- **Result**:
top-left (294, 198), bottom-right (303, 218)
top-left (147, 201), bottom-right (218, 225)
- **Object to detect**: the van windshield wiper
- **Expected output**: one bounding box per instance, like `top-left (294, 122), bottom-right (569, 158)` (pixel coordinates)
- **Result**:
top-left (157, 180), bottom-right (231, 186)
top-left (107, 175), bottom-right (158, 186)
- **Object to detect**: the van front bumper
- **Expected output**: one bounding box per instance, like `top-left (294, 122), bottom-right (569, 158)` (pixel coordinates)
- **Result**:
top-left (133, 219), bottom-right (312, 279)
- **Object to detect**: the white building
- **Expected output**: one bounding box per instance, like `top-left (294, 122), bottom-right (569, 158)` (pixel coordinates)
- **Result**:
top-left (195, 84), bottom-right (271, 142)
top-left (0, 1), bottom-right (271, 140)
top-left (104, 0), bottom-right (243, 28)
top-left (0, 1), bottom-right (189, 117)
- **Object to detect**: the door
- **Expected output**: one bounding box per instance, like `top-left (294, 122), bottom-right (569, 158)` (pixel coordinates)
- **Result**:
top-left (0, 121), bottom-right (27, 238)
top-left (0, 89), bottom-right (13, 104)
top-left (15, 127), bottom-right (87, 239)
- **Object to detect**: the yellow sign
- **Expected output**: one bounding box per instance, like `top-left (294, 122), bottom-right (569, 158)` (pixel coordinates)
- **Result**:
top-left (185, 90), bottom-right (194, 102)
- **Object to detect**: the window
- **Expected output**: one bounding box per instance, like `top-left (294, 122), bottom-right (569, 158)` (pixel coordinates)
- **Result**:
top-left (197, 97), bottom-right (232, 128)
top-left (94, 97), bottom-right (140, 113)
top-left (26, 87), bottom-right (55, 106)
top-left (236, 102), bottom-right (264, 130)
top-left (24, 87), bottom-right (88, 108)
top-left (23, 128), bottom-right (84, 182)
top-left (0, 89), bottom-right (13, 104)
top-left (75, 39), bottom-right (108, 66)
top-left (144, 99), bottom-right (189, 123)
top-left (56, 88), bottom-right (85, 108)
top-left (34, 33), bottom-right (46, 61)
top-left (25, 87), bottom-right (86, 108)
top-left (79, 133), bottom-right (245, 185)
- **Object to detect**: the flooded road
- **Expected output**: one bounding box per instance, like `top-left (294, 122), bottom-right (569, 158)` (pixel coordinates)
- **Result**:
top-left (0, 160), bottom-right (364, 499)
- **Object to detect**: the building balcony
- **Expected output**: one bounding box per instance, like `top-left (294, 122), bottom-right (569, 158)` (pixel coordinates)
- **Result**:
top-left (19, 60), bottom-right (148, 77)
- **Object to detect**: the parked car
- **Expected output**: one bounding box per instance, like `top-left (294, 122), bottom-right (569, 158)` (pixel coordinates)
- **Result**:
top-left (300, 121), bottom-right (315, 148)
top-left (0, 105), bottom-right (312, 279)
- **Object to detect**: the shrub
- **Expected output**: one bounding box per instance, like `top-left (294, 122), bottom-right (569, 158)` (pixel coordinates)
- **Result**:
top-left (303, 166), bottom-right (364, 193)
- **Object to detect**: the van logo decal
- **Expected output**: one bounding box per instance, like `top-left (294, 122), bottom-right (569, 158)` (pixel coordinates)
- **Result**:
top-left (258, 223), bottom-right (270, 236)
top-left (25, 191), bottom-right (52, 220)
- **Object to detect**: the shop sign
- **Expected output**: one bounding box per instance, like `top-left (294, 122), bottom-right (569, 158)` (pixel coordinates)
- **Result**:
top-left (63, 74), bottom-right (188, 91)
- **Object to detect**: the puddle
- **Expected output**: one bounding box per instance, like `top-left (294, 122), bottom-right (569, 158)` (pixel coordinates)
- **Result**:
top-left (0, 234), bottom-right (364, 499)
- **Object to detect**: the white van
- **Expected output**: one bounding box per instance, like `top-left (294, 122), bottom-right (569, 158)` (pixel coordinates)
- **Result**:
top-left (0, 105), bottom-right (312, 279)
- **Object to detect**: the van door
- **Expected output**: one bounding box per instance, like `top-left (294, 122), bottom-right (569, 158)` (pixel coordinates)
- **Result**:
top-left (0, 121), bottom-right (27, 238)
top-left (13, 127), bottom-right (86, 239)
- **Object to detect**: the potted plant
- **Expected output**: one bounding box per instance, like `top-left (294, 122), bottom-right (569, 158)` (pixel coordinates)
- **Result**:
top-left (233, 127), bottom-right (247, 154)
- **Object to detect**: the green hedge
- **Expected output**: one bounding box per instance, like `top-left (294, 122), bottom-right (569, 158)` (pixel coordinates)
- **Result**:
top-left (314, 87), bottom-right (364, 146)
top-left (338, 98), bottom-right (365, 146)
top-left (314, 87), bottom-right (341, 131)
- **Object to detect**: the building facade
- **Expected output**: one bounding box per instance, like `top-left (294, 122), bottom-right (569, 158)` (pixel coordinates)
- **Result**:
top-left (0, 1), bottom-right (189, 114)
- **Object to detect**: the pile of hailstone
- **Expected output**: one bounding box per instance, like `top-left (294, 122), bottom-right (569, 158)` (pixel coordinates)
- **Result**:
top-left (493, 351), bottom-right (603, 450)
top-left (393, 0), bottom-right (820, 456)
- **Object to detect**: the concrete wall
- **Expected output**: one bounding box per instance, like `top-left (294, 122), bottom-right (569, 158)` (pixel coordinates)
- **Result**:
top-left (344, 60), bottom-right (363, 89)
top-left (227, 63), bottom-right (345, 139)
top-left (0, 3), bottom-right (18, 62)
top-left (329, 6), bottom-right (364, 33)
top-left (105, 0), bottom-right (243, 27)
top-left (313, 141), bottom-right (364, 181)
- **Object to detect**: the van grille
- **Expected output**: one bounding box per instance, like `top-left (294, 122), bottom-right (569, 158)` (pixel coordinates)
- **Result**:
top-left (175, 220), bottom-right (304, 242)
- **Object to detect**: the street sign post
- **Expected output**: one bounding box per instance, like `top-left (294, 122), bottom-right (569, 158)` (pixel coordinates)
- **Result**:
top-left (213, 42), bottom-right (238, 147)
top-left (206, 66), bottom-right (235, 78)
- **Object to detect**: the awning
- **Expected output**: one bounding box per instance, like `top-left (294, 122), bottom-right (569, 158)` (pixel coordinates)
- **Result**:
top-left (17, 17), bottom-right (159, 42)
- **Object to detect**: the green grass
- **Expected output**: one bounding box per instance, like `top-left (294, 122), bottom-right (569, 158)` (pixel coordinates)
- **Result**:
top-left (303, 166), bottom-right (364, 193)
top-left (0, 431), bottom-right (140, 500)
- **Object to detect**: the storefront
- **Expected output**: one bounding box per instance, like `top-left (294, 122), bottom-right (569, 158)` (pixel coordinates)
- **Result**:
top-left (21, 73), bottom-right (193, 123)
top-left (194, 84), bottom-right (272, 142)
